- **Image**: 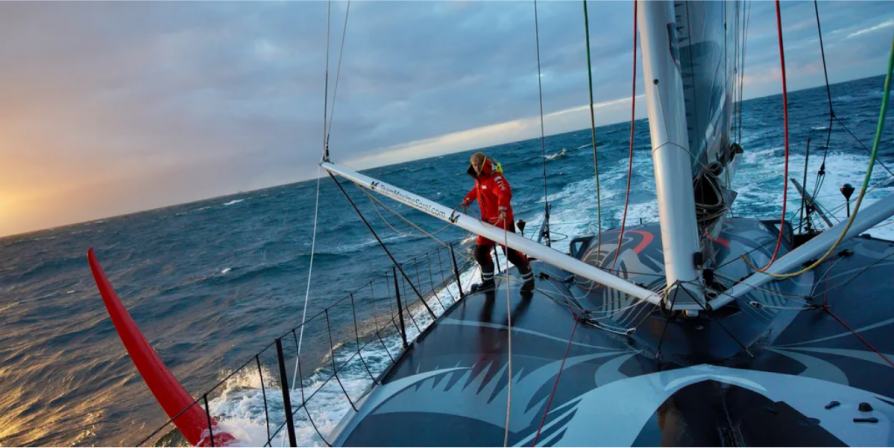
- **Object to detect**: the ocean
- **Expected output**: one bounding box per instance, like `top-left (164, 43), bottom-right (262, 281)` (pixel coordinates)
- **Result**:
top-left (1, 74), bottom-right (892, 446)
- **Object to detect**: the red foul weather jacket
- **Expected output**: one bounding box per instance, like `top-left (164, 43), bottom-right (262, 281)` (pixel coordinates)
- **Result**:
top-left (462, 158), bottom-right (514, 226)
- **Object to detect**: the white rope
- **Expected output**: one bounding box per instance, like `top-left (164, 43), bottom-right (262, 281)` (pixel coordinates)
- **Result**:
top-left (280, 2), bottom-right (331, 445)
top-left (502, 220), bottom-right (512, 447)
top-left (357, 185), bottom-right (479, 266)
top-left (359, 186), bottom-right (455, 239)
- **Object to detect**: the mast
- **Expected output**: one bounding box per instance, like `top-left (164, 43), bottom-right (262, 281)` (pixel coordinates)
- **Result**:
top-left (637, 0), bottom-right (703, 310)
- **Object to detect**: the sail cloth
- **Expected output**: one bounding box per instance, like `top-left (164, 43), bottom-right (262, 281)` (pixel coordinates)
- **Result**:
top-left (674, 1), bottom-right (739, 179)
top-left (672, 1), bottom-right (742, 230)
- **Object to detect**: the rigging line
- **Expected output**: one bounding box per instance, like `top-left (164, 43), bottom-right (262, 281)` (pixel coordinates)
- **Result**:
top-left (832, 115), bottom-right (894, 178)
top-left (813, 0), bottom-right (834, 173)
top-left (502, 221), bottom-right (512, 447)
top-left (533, 0), bottom-right (551, 247)
top-left (755, 33), bottom-right (893, 280)
top-left (359, 186), bottom-right (479, 266)
top-left (655, 286), bottom-right (680, 359)
top-left (582, 0), bottom-right (602, 256)
top-left (811, 250), bottom-right (894, 299)
top-left (288, 168), bottom-right (323, 386)
top-left (738, 0), bottom-right (751, 144)
top-left (808, 255), bottom-right (845, 298)
top-left (712, 271), bottom-right (812, 301)
top-left (325, 0), bottom-right (352, 144)
top-left (321, 0), bottom-right (332, 161)
top-left (359, 186), bottom-right (455, 239)
top-left (822, 304), bottom-right (894, 368)
top-left (742, 0), bottom-right (790, 273)
top-left (329, 172), bottom-right (438, 319)
top-left (281, 2), bottom-right (334, 443)
top-left (609, 0), bottom-right (637, 276)
top-left (680, 282), bottom-right (755, 358)
top-left (532, 315), bottom-right (579, 447)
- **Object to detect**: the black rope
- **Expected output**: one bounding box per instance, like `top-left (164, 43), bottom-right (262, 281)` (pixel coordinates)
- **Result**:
top-left (256, 355), bottom-right (271, 442)
top-left (349, 293), bottom-right (377, 384)
top-left (534, 0), bottom-right (551, 247)
top-left (814, 0), bottom-right (834, 157)
top-left (328, 172), bottom-right (437, 320)
top-left (435, 247), bottom-right (458, 303)
top-left (289, 330), bottom-right (329, 447)
top-left (321, 0), bottom-right (332, 162)
top-left (368, 281), bottom-right (397, 363)
top-left (325, 0), bottom-right (352, 148)
top-left (399, 274), bottom-right (424, 333)
top-left (834, 115), bottom-right (894, 178)
top-left (425, 252), bottom-right (449, 310)
top-left (325, 309), bottom-right (358, 412)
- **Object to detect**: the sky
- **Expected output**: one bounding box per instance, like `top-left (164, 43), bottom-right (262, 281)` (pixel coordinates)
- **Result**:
top-left (0, 1), bottom-right (892, 238)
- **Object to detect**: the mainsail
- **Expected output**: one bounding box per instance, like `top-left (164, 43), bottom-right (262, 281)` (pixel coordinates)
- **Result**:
top-left (674, 1), bottom-right (742, 225)
top-left (675, 1), bottom-right (739, 176)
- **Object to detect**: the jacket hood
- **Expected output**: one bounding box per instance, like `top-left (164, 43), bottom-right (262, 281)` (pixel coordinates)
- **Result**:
top-left (466, 158), bottom-right (503, 179)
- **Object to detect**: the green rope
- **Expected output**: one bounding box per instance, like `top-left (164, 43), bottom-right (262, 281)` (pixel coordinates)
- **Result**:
top-left (758, 32), bottom-right (894, 279)
top-left (583, 0), bottom-right (602, 254)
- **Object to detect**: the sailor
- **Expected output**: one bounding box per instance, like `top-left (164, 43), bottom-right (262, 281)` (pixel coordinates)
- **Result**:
top-left (460, 152), bottom-right (535, 292)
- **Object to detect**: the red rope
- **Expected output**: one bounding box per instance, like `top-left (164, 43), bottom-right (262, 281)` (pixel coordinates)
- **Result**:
top-left (752, 0), bottom-right (790, 272)
top-left (610, 0), bottom-right (637, 275)
top-left (823, 304), bottom-right (894, 368)
top-left (532, 315), bottom-right (580, 446)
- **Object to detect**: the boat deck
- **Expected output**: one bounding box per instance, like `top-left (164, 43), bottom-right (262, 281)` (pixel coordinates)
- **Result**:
top-left (331, 234), bottom-right (894, 446)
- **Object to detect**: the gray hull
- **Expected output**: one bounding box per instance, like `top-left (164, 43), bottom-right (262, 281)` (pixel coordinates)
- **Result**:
top-left (328, 218), bottom-right (894, 446)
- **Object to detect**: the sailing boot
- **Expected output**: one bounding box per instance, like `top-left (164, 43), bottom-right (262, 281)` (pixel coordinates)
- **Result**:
top-left (472, 266), bottom-right (496, 292)
top-left (518, 263), bottom-right (535, 293)
top-left (473, 244), bottom-right (497, 292)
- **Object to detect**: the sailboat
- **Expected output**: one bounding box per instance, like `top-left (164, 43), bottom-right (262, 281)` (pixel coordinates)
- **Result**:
top-left (86, 0), bottom-right (894, 446)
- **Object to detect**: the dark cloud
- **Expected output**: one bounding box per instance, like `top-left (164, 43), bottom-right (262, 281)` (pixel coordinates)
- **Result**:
top-left (0, 1), bottom-right (889, 236)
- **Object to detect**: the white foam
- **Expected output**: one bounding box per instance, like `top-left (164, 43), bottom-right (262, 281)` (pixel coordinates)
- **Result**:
top-left (209, 263), bottom-right (482, 447)
top-left (221, 268), bottom-right (232, 275)
top-left (734, 147), bottom-right (894, 240)
top-left (224, 199), bottom-right (245, 206)
top-left (545, 149), bottom-right (567, 161)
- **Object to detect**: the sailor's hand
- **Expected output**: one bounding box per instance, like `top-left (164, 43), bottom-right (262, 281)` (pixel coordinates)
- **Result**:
top-left (497, 211), bottom-right (507, 223)
top-left (460, 200), bottom-right (470, 209)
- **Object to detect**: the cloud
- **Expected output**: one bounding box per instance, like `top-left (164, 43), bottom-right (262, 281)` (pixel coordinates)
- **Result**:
top-left (847, 19), bottom-right (894, 39)
top-left (0, 1), bottom-right (889, 236)
top-left (345, 95), bottom-right (646, 170)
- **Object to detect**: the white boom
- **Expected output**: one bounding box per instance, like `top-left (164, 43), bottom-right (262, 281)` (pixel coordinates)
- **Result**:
top-left (709, 191), bottom-right (894, 310)
top-left (321, 161), bottom-right (663, 306)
